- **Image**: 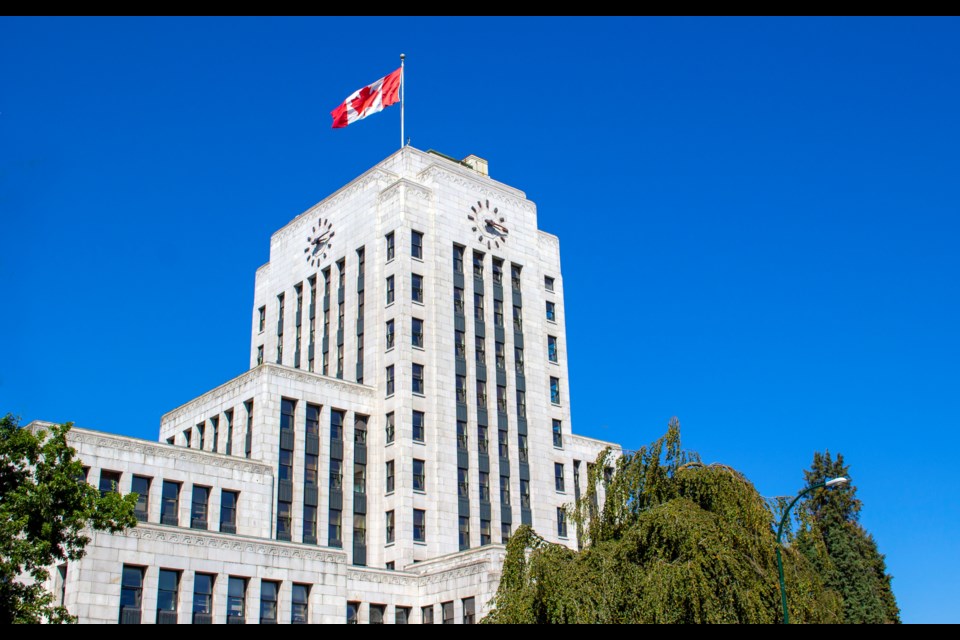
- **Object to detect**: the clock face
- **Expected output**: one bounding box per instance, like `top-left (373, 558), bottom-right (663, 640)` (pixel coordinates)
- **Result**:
top-left (467, 199), bottom-right (509, 249)
top-left (303, 217), bottom-right (335, 267)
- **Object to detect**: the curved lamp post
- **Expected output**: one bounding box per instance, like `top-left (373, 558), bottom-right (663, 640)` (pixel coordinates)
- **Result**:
top-left (775, 476), bottom-right (848, 624)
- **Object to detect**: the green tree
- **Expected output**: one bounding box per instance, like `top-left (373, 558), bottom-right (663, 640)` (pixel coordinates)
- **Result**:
top-left (484, 419), bottom-right (843, 624)
top-left (0, 414), bottom-right (138, 624)
top-left (794, 451), bottom-right (900, 623)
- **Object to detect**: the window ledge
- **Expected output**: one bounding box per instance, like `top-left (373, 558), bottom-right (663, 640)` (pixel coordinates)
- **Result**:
top-left (413, 440), bottom-right (426, 446)
top-left (413, 345), bottom-right (425, 351)
top-left (414, 541), bottom-right (427, 546)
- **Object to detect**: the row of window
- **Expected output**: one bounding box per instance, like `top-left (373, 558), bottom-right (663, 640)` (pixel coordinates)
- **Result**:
top-left (384, 272), bottom-right (424, 306)
top-left (119, 566), bottom-right (309, 624)
top-left (384, 363), bottom-right (425, 397)
top-left (172, 400), bottom-right (254, 459)
top-left (384, 316), bottom-right (425, 350)
top-left (384, 229), bottom-right (424, 263)
top-left (347, 597), bottom-right (475, 624)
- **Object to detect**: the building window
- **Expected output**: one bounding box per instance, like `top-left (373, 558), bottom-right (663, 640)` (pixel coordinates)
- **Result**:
top-left (455, 330), bottom-right (466, 359)
top-left (226, 576), bottom-right (246, 624)
top-left (518, 434), bottom-right (529, 462)
top-left (413, 459), bottom-right (426, 492)
top-left (303, 505), bottom-right (317, 544)
top-left (396, 606), bottom-right (410, 625)
top-left (386, 562), bottom-right (395, 571)
top-left (548, 335), bottom-right (558, 363)
top-left (328, 509), bottom-right (342, 548)
top-left (331, 409), bottom-right (344, 442)
top-left (386, 510), bottom-right (395, 544)
top-left (385, 411), bottom-right (395, 444)
top-left (450, 243), bottom-right (465, 276)
top-left (225, 409), bottom-right (234, 456)
top-left (557, 507), bottom-right (568, 538)
top-left (422, 605), bottom-right (434, 624)
top-left (412, 273), bottom-right (423, 303)
top-left (412, 230), bottom-right (423, 259)
top-left (513, 304), bottom-right (523, 332)
top-left (258, 306), bottom-right (266, 333)
top-left (276, 502), bottom-right (292, 541)
top-left (515, 347), bottom-right (524, 374)
top-left (477, 425), bottom-right (489, 454)
top-left (457, 421), bottom-right (468, 451)
top-left (511, 264), bottom-right (522, 289)
top-left (494, 299), bottom-right (503, 327)
top-left (492, 258), bottom-right (503, 284)
top-left (257, 345), bottom-right (264, 365)
top-left (244, 400), bottom-right (253, 459)
top-left (279, 449), bottom-right (293, 482)
top-left (498, 430), bottom-right (509, 459)
top-left (516, 389), bottom-right (526, 418)
top-left (119, 565), bottom-right (144, 624)
top-left (454, 286), bottom-right (464, 314)
top-left (551, 377), bottom-right (561, 404)
top-left (555, 463), bottom-right (566, 492)
top-left (354, 463), bottom-right (366, 496)
top-left (220, 490), bottom-right (238, 534)
top-left (501, 522), bottom-right (511, 543)
top-left (197, 423), bottom-right (206, 450)
top-left (474, 292), bottom-right (484, 321)
top-left (160, 480), bottom-right (180, 526)
top-left (156, 569), bottom-right (179, 624)
top-left (473, 251), bottom-right (484, 278)
top-left (412, 317), bottom-right (424, 348)
top-left (500, 475), bottom-right (511, 504)
top-left (442, 601), bottom-right (454, 625)
top-left (459, 515), bottom-right (470, 550)
top-left (386, 231), bottom-right (395, 261)
top-left (99, 470), bottom-right (121, 497)
top-left (292, 584), bottom-right (309, 624)
top-left (553, 419), bottom-right (563, 448)
top-left (545, 275), bottom-right (555, 291)
top-left (497, 385), bottom-right (507, 413)
top-left (412, 363), bottom-right (425, 395)
top-left (463, 597), bottom-right (476, 624)
top-left (386, 319), bottom-right (395, 350)
top-left (475, 335), bottom-right (485, 364)
top-left (386, 365), bottom-right (395, 396)
top-left (386, 275), bottom-right (395, 305)
top-left (370, 604), bottom-right (385, 625)
top-left (192, 573), bottom-right (215, 624)
top-left (456, 374), bottom-right (467, 404)
top-left (347, 601), bottom-right (359, 625)
top-left (495, 341), bottom-right (505, 370)
top-left (330, 459), bottom-right (343, 491)
top-left (605, 466), bottom-right (615, 486)
top-left (260, 580), bottom-right (279, 624)
top-left (520, 479), bottom-right (531, 509)
top-left (413, 410), bottom-right (425, 443)
top-left (131, 475), bottom-right (150, 522)
top-left (414, 509), bottom-right (426, 542)
top-left (479, 471), bottom-right (490, 503)
top-left (546, 300), bottom-right (556, 322)
top-left (476, 380), bottom-right (487, 408)
top-left (458, 468), bottom-right (469, 499)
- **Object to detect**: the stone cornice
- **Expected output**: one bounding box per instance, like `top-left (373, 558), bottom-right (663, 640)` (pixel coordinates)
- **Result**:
top-left (161, 364), bottom-right (375, 425)
top-left (377, 178), bottom-right (433, 205)
top-left (417, 163), bottom-right (535, 214)
top-left (568, 433), bottom-right (622, 451)
top-left (272, 168), bottom-right (399, 244)
top-left (536, 230), bottom-right (560, 252)
top-left (347, 568), bottom-right (416, 587)
top-left (116, 524), bottom-right (348, 564)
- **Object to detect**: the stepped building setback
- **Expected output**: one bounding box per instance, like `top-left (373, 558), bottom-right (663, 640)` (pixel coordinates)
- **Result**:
top-left (30, 146), bottom-right (621, 624)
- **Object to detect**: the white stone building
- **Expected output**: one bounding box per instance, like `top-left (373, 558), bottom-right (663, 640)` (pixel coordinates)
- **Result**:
top-left (30, 146), bottom-right (621, 624)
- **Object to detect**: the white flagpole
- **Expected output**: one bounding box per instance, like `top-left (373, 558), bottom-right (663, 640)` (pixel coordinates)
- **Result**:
top-left (400, 53), bottom-right (406, 149)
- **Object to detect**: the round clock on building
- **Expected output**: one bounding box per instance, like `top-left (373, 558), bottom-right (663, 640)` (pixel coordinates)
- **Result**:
top-left (303, 217), bottom-right (335, 267)
top-left (467, 199), bottom-right (509, 249)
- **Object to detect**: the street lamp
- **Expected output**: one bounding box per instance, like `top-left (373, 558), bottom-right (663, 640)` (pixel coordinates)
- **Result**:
top-left (775, 476), bottom-right (849, 624)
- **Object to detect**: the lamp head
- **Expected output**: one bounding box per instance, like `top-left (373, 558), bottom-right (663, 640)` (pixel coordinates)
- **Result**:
top-left (825, 477), bottom-right (849, 488)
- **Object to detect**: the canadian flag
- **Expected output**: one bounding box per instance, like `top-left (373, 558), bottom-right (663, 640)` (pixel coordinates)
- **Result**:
top-left (331, 67), bottom-right (402, 129)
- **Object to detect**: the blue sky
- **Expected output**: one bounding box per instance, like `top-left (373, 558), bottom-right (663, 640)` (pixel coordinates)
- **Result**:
top-left (2, 17), bottom-right (958, 623)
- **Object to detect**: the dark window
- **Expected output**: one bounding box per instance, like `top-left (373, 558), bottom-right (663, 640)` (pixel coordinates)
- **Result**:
top-left (477, 426), bottom-right (488, 454)
top-left (500, 476), bottom-right (511, 504)
top-left (386, 510), bottom-right (395, 544)
top-left (225, 409), bottom-right (234, 456)
top-left (495, 341), bottom-right (505, 370)
top-left (475, 335), bottom-right (485, 364)
top-left (331, 409), bottom-right (344, 441)
top-left (412, 363), bottom-right (425, 395)
top-left (160, 481), bottom-right (180, 526)
top-left (422, 605), bottom-right (434, 624)
top-left (474, 292), bottom-right (484, 321)
top-left (197, 423), bottom-right (206, 450)
top-left (480, 519), bottom-right (491, 546)
top-left (413, 459), bottom-right (426, 492)
top-left (276, 502), bottom-right (292, 541)
top-left (518, 434), bottom-right (528, 462)
top-left (413, 410), bottom-right (425, 443)
top-left (553, 419), bottom-right (563, 448)
top-left (555, 463), bottom-right (565, 492)
top-left (385, 412), bottom-right (395, 444)
top-left (459, 516), bottom-right (470, 550)
top-left (513, 304), bottom-right (523, 331)
top-left (303, 505), bottom-right (317, 543)
top-left (453, 245), bottom-right (464, 274)
top-left (498, 430), bottom-right (509, 460)
top-left (502, 522), bottom-right (511, 543)
top-left (511, 264), bottom-right (522, 289)
top-left (520, 479), bottom-right (531, 509)
top-left (548, 335), bottom-right (558, 363)
top-left (354, 463), bottom-right (366, 496)
top-left (119, 565), bottom-right (144, 624)
top-left (353, 513), bottom-right (366, 545)
top-left (396, 606), bottom-right (410, 625)
top-left (156, 569), bottom-right (179, 624)
top-left (546, 300), bottom-right (556, 322)
top-left (497, 385), bottom-right (507, 413)
top-left (494, 299), bottom-right (504, 327)
top-left (411, 230), bottom-right (423, 259)
top-left (192, 573), bottom-right (214, 623)
top-left (492, 258), bottom-right (503, 284)
top-left (442, 601), bottom-right (454, 624)
top-left (386, 232), bottom-right (395, 261)
top-left (292, 584), bottom-right (309, 624)
top-left (479, 471), bottom-right (490, 503)
top-left (414, 509), bottom-right (426, 542)
top-left (456, 375), bottom-right (467, 404)
top-left (544, 275), bottom-right (555, 291)
top-left (370, 604), bottom-right (385, 624)
top-left (476, 380), bottom-right (487, 408)
top-left (220, 490), bottom-right (238, 533)
top-left (412, 273), bottom-right (423, 303)
top-left (279, 449), bottom-right (293, 482)
top-left (557, 507), bottom-right (568, 538)
top-left (99, 470), bottom-right (121, 497)
top-left (386, 275), bottom-right (395, 305)
top-left (454, 286), bottom-right (464, 314)
top-left (463, 597), bottom-right (476, 624)
top-left (227, 576), bottom-right (246, 623)
top-left (386, 319), bottom-right (395, 350)
top-left (330, 459), bottom-right (343, 491)
top-left (260, 580), bottom-right (279, 624)
top-left (516, 389), bottom-right (527, 418)
top-left (210, 416), bottom-right (219, 452)
top-left (455, 330), bottom-right (466, 359)
top-left (551, 377), bottom-right (561, 404)
top-left (258, 306), bottom-right (266, 332)
top-left (412, 317), bottom-right (424, 348)
top-left (515, 347), bottom-right (524, 374)
top-left (329, 509), bottom-right (342, 547)
top-left (473, 251), bottom-right (484, 278)
top-left (131, 475), bottom-right (150, 522)
top-left (256, 345), bottom-right (264, 365)
top-left (457, 421), bottom-right (468, 451)
top-left (458, 468), bottom-right (469, 499)
top-left (244, 400), bottom-right (253, 459)
top-left (347, 601), bottom-right (359, 625)
top-left (386, 365), bottom-right (395, 396)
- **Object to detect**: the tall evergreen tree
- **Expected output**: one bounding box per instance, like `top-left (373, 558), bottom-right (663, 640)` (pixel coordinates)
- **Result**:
top-left (794, 451), bottom-right (900, 624)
